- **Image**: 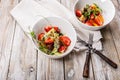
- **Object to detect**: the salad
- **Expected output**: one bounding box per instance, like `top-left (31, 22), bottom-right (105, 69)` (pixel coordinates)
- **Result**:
top-left (75, 3), bottom-right (104, 26)
top-left (30, 25), bottom-right (71, 55)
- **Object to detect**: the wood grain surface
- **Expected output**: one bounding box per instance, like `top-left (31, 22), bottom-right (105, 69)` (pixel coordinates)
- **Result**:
top-left (0, 0), bottom-right (120, 80)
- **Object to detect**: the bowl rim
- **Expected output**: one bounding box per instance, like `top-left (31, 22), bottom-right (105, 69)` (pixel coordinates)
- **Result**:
top-left (31, 16), bottom-right (77, 59)
top-left (73, 0), bottom-right (115, 30)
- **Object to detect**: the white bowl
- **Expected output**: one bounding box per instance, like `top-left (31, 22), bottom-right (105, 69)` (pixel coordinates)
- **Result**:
top-left (31, 16), bottom-right (77, 59)
top-left (73, 0), bottom-right (115, 31)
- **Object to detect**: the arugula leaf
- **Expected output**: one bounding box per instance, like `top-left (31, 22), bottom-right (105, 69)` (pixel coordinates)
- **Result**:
top-left (93, 3), bottom-right (102, 12)
top-left (39, 46), bottom-right (48, 54)
top-left (93, 3), bottom-right (99, 8)
top-left (30, 31), bottom-right (36, 39)
top-left (50, 53), bottom-right (55, 55)
top-left (86, 4), bottom-right (90, 9)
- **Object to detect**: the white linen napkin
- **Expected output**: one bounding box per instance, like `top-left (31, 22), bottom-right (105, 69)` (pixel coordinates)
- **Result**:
top-left (10, 0), bottom-right (102, 51)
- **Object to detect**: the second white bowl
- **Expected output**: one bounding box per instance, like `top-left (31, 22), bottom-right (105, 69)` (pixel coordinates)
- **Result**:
top-left (73, 0), bottom-right (115, 31)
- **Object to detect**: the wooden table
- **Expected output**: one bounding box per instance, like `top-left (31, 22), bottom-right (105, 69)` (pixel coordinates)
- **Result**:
top-left (0, 0), bottom-right (120, 80)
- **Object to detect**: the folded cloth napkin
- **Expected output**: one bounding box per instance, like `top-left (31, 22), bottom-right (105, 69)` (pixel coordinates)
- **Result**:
top-left (10, 0), bottom-right (102, 52)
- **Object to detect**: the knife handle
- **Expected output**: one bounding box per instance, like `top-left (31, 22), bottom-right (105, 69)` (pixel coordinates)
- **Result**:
top-left (93, 49), bottom-right (117, 68)
top-left (83, 51), bottom-right (91, 78)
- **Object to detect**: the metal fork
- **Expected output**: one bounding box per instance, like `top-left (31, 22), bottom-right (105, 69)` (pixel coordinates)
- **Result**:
top-left (83, 33), bottom-right (93, 78)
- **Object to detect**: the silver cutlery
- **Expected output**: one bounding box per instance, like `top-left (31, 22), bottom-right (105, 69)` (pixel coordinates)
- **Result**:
top-left (77, 33), bottom-right (118, 78)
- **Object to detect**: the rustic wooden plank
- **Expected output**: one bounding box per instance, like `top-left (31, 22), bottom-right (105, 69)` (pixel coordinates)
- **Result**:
top-left (91, 25), bottom-right (120, 80)
top-left (0, 0), bottom-right (120, 80)
top-left (6, 0), bottom-right (37, 80)
top-left (0, 0), bottom-right (18, 80)
top-left (61, 0), bottom-right (94, 80)
top-left (63, 52), bottom-right (94, 80)
top-left (36, 0), bottom-right (64, 80)
top-left (91, 0), bottom-right (120, 79)
top-left (7, 24), bottom-right (37, 80)
top-left (110, 0), bottom-right (120, 62)
top-left (37, 56), bottom-right (64, 80)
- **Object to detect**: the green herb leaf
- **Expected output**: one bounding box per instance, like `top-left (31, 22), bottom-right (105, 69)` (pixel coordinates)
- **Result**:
top-left (93, 3), bottom-right (102, 12)
top-left (50, 53), bottom-right (55, 55)
top-left (86, 4), bottom-right (90, 9)
top-left (30, 31), bottom-right (36, 39)
top-left (39, 46), bottom-right (48, 54)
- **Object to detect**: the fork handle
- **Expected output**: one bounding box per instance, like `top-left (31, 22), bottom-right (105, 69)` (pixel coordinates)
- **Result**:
top-left (83, 51), bottom-right (91, 78)
top-left (93, 49), bottom-right (117, 68)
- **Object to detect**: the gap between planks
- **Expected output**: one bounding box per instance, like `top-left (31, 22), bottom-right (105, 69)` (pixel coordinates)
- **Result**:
top-left (6, 21), bottom-right (17, 80)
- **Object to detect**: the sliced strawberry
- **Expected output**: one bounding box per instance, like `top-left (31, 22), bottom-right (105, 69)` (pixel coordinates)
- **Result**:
top-left (44, 26), bottom-right (52, 32)
top-left (45, 37), bottom-right (54, 44)
top-left (89, 19), bottom-right (99, 26)
top-left (58, 46), bottom-right (67, 53)
top-left (59, 36), bottom-right (71, 46)
top-left (85, 20), bottom-right (93, 26)
top-left (94, 15), bottom-right (104, 26)
top-left (53, 26), bottom-right (60, 33)
top-left (38, 33), bottom-right (44, 41)
top-left (75, 10), bottom-right (82, 17)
